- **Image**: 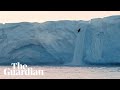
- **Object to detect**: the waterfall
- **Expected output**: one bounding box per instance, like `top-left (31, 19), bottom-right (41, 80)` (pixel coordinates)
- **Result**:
top-left (65, 27), bottom-right (87, 66)
top-left (72, 28), bottom-right (86, 65)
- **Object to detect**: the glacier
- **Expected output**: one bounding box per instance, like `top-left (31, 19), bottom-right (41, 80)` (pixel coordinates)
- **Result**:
top-left (0, 15), bottom-right (120, 66)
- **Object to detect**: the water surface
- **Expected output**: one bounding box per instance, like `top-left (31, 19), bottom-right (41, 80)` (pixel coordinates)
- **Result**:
top-left (0, 66), bottom-right (120, 79)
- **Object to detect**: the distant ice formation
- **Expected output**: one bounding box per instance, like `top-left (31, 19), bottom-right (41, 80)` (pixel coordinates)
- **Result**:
top-left (0, 16), bottom-right (120, 66)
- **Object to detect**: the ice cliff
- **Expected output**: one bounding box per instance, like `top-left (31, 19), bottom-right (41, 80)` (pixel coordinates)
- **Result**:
top-left (0, 15), bottom-right (120, 66)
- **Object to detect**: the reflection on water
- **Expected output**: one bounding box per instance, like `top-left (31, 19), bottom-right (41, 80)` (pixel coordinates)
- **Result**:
top-left (0, 66), bottom-right (120, 79)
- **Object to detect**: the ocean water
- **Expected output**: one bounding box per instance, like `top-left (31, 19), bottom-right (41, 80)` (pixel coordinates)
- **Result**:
top-left (0, 66), bottom-right (120, 79)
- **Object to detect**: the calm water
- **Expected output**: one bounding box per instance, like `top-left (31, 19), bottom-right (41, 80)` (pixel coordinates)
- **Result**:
top-left (1, 66), bottom-right (120, 79)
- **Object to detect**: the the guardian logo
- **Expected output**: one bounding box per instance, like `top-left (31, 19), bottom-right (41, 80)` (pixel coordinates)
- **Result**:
top-left (4, 62), bottom-right (44, 75)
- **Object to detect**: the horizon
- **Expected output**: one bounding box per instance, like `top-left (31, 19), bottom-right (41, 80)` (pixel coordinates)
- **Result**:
top-left (0, 11), bottom-right (120, 24)
top-left (0, 15), bottom-right (120, 24)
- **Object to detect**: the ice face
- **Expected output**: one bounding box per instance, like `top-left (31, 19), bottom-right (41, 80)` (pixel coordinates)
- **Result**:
top-left (72, 15), bottom-right (120, 66)
top-left (0, 15), bottom-right (120, 66)
top-left (0, 21), bottom-right (83, 65)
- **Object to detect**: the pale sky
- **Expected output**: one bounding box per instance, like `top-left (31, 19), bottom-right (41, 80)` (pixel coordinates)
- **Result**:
top-left (0, 11), bottom-right (120, 23)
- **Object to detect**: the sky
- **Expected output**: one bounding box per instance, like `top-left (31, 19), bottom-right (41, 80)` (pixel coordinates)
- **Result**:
top-left (0, 11), bottom-right (120, 23)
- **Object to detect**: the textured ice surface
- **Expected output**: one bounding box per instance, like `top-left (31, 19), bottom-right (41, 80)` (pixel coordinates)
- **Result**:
top-left (0, 15), bottom-right (120, 66)
top-left (72, 16), bottom-right (120, 66)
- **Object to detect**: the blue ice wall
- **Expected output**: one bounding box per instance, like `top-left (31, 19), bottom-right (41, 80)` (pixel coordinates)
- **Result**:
top-left (0, 16), bottom-right (120, 66)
